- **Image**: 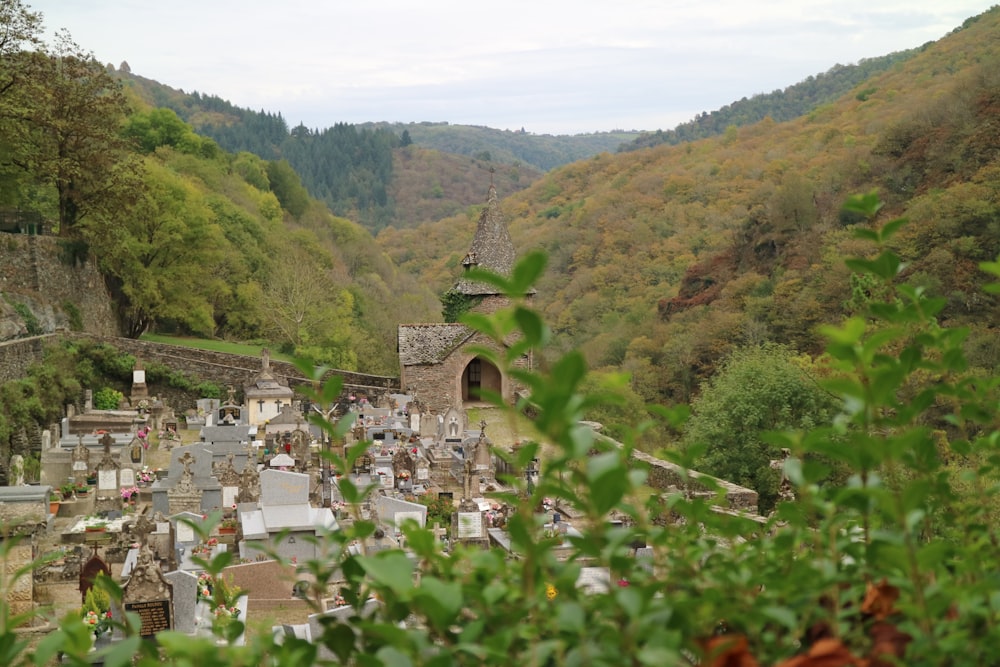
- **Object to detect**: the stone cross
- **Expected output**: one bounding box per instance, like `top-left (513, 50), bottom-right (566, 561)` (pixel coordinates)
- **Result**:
top-left (99, 432), bottom-right (114, 456)
top-left (178, 452), bottom-right (195, 478)
top-left (431, 522), bottom-right (448, 543)
top-left (72, 436), bottom-right (90, 470)
top-left (131, 513), bottom-right (156, 547)
top-left (463, 457), bottom-right (476, 500)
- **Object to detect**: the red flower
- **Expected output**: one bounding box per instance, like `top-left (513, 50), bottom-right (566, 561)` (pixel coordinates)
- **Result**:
top-left (861, 579), bottom-right (900, 621)
top-left (699, 634), bottom-right (759, 667)
top-left (774, 638), bottom-right (862, 667)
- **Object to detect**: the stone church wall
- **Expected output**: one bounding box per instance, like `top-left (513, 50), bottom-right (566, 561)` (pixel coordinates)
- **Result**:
top-left (401, 330), bottom-right (529, 415)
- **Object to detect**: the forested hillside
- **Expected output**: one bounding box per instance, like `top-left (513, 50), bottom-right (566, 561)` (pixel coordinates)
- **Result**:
top-left (620, 47), bottom-right (920, 151)
top-left (0, 24), bottom-right (439, 376)
top-left (119, 76), bottom-right (601, 232)
top-left (380, 7), bottom-right (1000, 408)
top-left (357, 121), bottom-right (637, 171)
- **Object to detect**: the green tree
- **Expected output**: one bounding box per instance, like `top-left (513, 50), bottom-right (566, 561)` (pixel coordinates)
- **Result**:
top-left (88, 160), bottom-right (225, 337)
top-left (684, 343), bottom-right (838, 512)
top-left (11, 31), bottom-right (141, 236)
top-left (258, 239), bottom-right (358, 369)
top-left (265, 158), bottom-right (309, 218)
top-left (123, 107), bottom-right (193, 154)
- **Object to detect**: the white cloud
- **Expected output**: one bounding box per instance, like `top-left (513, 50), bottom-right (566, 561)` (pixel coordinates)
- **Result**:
top-left (29, 0), bottom-right (996, 134)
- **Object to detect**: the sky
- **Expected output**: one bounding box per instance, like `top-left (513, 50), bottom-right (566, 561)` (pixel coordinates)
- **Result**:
top-left (28, 1), bottom-right (997, 136)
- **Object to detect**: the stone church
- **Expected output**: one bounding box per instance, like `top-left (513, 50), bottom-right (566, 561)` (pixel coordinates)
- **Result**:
top-left (397, 184), bottom-right (533, 415)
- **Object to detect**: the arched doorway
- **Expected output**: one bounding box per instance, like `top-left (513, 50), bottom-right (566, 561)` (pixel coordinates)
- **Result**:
top-left (462, 357), bottom-right (501, 403)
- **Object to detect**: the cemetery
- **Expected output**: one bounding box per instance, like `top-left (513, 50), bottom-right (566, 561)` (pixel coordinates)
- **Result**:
top-left (3, 373), bottom-right (760, 653)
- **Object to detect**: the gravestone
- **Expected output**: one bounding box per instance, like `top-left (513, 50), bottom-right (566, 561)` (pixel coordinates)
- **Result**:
top-left (153, 446), bottom-right (223, 515)
top-left (473, 420), bottom-right (492, 473)
top-left (214, 452), bottom-right (241, 508)
top-left (71, 437), bottom-right (91, 486)
top-left (163, 570), bottom-right (199, 634)
top-left (79, 546), bottom-right (110, 603)
top-left (130, 358), bottom-right (149, 405)
top-left (442, 407), bottom-right (465, 442)
top-left (453, 498), bottom-right (487, 548)
top-left (167, 452), bottom-right (202, 514)
top-left (289, 427), bottom-right (310, 471)
top-left (8, 455), bottom-right (24, 486)
top-left (375, 496), bottom-right (426, 532)
top-left (241, 469), bottom-right (336, 562)
top-left (122, 544), bottom-right (174, 637)
top-left (409, 405), bottom-right (421, 434)
top-left (94, 433), bottom-right (123, 513)
top-left (126, 433), bottom-right (145, 467)
top-left (236, 450), bottom-right (261, 504)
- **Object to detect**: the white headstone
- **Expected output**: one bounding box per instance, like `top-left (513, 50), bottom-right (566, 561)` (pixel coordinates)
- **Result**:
top-left (394, 511), bottom-right (424, 529)
top-left (133, 370), bottom-right (146, 384)
top-left (99, 469), bottom-right (118, 491)
top-left (222, 487), bottom-right (238, 508)
top-left (120, 469), bottom-right (136, 488)
top-left (457, 512), bottom-right (483, 539)
top-left (176, 522), bottom-right (195, 543)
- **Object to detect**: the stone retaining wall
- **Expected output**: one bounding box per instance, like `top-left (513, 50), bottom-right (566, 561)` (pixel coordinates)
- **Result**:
top-left (630, 448), bottom-right (759, 513)
top-left (73, 334), bottom-right (400, 397)
top-left (0, 335), bottom-right (52, 383)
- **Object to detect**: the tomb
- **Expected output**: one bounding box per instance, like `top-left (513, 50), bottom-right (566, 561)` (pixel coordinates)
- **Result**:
top-left (238, 469), bottom-right (336, 562)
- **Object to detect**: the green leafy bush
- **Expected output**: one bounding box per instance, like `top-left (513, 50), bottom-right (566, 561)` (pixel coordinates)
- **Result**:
top-left (92, 387), bottom-right (124, 410)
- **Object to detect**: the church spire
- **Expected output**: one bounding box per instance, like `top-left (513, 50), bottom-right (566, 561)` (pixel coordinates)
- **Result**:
top-left (454, 181), bottom-right (516, 296)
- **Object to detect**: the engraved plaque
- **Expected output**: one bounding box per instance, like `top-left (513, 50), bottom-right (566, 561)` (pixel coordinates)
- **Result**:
top-left (457, 512), bottom-right (483, 539)
top-left (99, 469), bottom-right (118, 491)
top-left (175, 523), bottom-right (194, 544)
top-left (125, 599), bottom-right (171, 637)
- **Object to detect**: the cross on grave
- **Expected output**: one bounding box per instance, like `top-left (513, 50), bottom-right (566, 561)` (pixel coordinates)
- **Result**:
top-left (178, 451), bottom-right (195, 477)
top-left (431, 522), bottom-right (448, 543)
top-left (99, 432), bottom-right (114, 456)
top-left (131, 513), bottom-right (156, 548)
top-left (479, 419), bottom-right (487, 438)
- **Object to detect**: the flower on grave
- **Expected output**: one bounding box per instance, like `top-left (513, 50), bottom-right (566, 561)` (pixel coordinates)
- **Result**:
top-left (120, 486), bottom-right (139, 500)
top-left (545, 584), bottom-right (558, 601)
top-left (196, 573), bottom-right (218, 602)
top-left (213, 604), bottom-right (241, 620)
top-left (617, 578), bottom-right (630, 588)
top-left (82, 609), bottom-right (113, 635)
top-left (333, 594), bottom-right (347, 607)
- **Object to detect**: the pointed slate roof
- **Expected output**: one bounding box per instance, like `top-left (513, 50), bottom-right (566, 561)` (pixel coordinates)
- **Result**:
top-left (453, 184), bottom-right (516, 296)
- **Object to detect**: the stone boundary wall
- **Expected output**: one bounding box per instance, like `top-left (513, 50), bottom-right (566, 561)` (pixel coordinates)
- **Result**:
top-left (629, 447), bottom-right (759, 513)
top-left (0, 335), bottom-right (51, 384)
top-left (68, 334), bottom-right (400, 396)
top-left (0, 333), bottom-right (400, 403)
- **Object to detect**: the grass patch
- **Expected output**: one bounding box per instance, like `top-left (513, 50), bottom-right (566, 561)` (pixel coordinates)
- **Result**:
top-left (139, 334), bottom-right (296, 363)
